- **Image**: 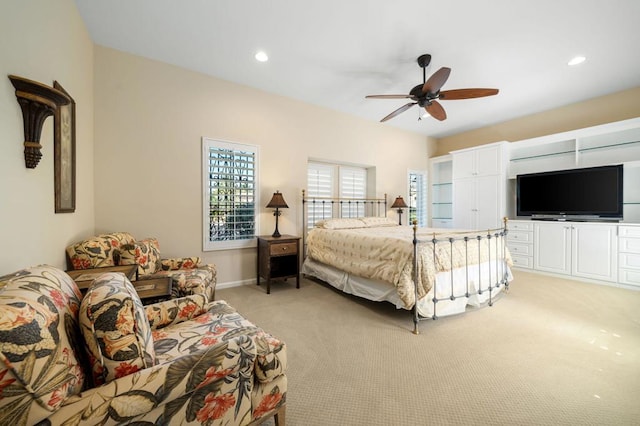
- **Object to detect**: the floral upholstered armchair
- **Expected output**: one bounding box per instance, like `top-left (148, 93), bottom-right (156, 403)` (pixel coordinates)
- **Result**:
top-left (0, 265), bottom-right (287, 425)
top-left (66, 232), bottom-right (216, 301)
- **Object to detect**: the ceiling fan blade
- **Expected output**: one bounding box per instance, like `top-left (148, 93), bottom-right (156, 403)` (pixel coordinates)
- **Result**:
top-left (380, 102), bottom-right (417, 122)
top-left (425, 100), bottom-right (447, 121)
top-left (422, 67), bottom-right (451, 95)
top-left (365, 94), bottom-right (412, 99)
top-left (439, 88), bottom-right (499, 100)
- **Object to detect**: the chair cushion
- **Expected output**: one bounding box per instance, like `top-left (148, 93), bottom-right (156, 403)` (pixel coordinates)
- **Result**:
top-left (80, 272), bottom-right (156, 385)
top-left (119, 238), bottom-right (162, 277)
top-left (0, 265), bottom-right (86, 412)
top-left (152, 301), bottom-right (287, 384)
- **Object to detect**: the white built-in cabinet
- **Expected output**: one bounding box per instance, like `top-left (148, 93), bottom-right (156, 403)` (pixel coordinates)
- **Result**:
top-left (618, 226), bottom-right (640, 287)
top-left (452, 142), bottom-right (506, 230)
top-left (533, 221), bottom-right (618, 283)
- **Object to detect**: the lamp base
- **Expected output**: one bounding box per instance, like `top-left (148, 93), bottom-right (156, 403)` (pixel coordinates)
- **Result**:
top-left (272, 208), bottom-right (282, 237)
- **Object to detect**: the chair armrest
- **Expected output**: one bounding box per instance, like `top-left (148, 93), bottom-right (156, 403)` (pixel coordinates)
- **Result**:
top-left (50, 335), bottom-right (256, 425)
top-left (160, 257), bottom-right (201, 271)
top-left (145, 294), bottom-right (209, 330)
top-left (254, 331), bottom-right (288, 384)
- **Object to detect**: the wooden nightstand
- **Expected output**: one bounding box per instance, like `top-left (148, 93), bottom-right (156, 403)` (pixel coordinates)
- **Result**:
top-left (257, 235), bottom-right (301, 294)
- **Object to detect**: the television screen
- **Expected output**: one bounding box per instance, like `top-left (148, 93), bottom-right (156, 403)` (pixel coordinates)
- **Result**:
top-left (517, 165), bottom-right (623, 219)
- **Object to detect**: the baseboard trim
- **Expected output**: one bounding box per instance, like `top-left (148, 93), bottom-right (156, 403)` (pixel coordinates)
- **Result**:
top-left (217, 278), bottom-right (257, 290)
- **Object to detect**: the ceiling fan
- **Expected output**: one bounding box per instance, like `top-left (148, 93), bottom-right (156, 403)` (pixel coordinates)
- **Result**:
top-left (365, 54), bottom-right (499, 122)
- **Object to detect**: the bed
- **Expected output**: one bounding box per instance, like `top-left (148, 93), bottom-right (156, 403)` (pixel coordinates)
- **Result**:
top-left (301, 192), bottom-right (513, 333)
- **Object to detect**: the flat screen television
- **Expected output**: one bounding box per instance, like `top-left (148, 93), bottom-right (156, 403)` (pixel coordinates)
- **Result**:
top-left (516, 164), bottom-right (624, 221)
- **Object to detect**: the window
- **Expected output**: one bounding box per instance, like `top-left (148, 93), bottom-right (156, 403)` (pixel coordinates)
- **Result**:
top-left (307, 161), bottom-right (369, 227)
top-left (202, 138), bottom-right (259, 250)
top-left (339, 166), bottom-right (367, 217)
top-left (307, 163), bottom-right (334, 228)
top-left (408, 170), bottom-right (427, 227)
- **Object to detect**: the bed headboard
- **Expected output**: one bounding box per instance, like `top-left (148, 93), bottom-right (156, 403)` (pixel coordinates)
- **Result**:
top-left (301, 189), bottom-right (388, 257)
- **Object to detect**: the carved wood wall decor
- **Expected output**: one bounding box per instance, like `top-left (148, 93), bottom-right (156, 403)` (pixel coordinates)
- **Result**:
top-left (8, 75), bottom-right (70, 168)
top-left (53, 81), bottom-right (76, 213)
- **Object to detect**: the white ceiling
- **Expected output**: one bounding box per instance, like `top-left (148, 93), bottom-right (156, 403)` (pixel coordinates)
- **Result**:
top-left (75, 0), bottom-right (640, 139)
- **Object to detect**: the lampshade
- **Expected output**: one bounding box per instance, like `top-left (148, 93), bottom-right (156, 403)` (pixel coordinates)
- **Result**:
top-left (391, 196), bottom-right (408, 209)
top-left (266, 191), bottom-right (289, 209)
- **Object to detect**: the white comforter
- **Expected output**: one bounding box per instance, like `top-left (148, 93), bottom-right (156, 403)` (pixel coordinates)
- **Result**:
top-left (306, 225), bottom-right (511, 309)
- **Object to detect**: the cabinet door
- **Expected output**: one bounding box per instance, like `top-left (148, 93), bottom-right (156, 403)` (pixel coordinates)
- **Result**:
top-left (475, 145), bottom-right (502, 176)
top-left (572, 224), bottom-right (617, 282)
top-left (453, 178), bottom-right (475, 229)
top-left (475, 175), bottom-right (501, 230)
top-left (452, 151), bottom-right (475, 179)
top-left (534, 222), bottom-right (571, 275)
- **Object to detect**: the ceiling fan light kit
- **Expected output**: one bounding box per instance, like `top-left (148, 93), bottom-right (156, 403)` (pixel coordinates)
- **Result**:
top-left (366, 53), bottom-right (499, 123)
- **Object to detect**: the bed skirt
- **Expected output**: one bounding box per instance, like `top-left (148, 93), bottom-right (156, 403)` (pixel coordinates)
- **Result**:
top-left (302, 257), bottom-right (513, 318)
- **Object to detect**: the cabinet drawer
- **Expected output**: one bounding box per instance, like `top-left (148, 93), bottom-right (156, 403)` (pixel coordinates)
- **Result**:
top-left (619, 237), bottom-right (640, 254)
top-left (619, 253), bottom-right (640, 270)
top-left (509, 221), bottom-right (533, 231)
top-left (270, 242), bottom-right (298, 256)
top-left (511, 255), bottom-right (533, 269)
top-left (507, 230), bottom-right (533, 244)
top-left (619, 226), bottom-right (640, 238)
top-left (618, 269), bottom-right (640, 286)
top-left (509, 242), bottom-right (533, 256)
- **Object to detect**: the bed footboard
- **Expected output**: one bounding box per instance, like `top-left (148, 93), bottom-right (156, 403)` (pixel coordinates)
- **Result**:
top-left (411, 218), bottom-right (511, 335)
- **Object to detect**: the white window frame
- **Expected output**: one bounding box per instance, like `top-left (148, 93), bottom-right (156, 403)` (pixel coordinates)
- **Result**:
top-left (408, 169), bottom-right (428, 227)
top-left (202, 138), bottom-right (260, 250)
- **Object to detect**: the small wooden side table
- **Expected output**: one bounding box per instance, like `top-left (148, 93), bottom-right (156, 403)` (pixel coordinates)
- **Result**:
top-left (66, 265), bottom-right (138, 292)
top-left (134, 277), bottom-right (173, 304)
top-left (257, 235), bottom-right (301, 294)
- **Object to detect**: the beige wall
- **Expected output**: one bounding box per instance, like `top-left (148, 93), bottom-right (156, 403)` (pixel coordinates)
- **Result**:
top-left (93, 46), bottom-right (433, 285)
top-left (0, 0), bottom-right (94, 273)
top-left (435, 86), bottom-right (640, 155)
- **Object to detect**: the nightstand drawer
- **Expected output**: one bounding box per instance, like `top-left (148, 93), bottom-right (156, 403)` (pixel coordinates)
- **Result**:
top-left (270, 242), bottom-right (298, 256)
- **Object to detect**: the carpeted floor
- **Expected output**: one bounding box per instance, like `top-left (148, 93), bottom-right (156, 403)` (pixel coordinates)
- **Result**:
top-left (218, 270), bottom-right (640, 425)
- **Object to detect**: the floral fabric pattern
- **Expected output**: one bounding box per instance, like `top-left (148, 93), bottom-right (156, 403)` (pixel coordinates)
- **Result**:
top-left (0, 266), bottom-right (287, 425)
top-left (145, 293), bottom-right (208, 330)
top-left (151, 264), bottom-right (217, 301)
top-left (80, 272), bottom-right (156, 385)
top-left (119, 237), bottom-right (162, 277)
top-left (65, 232), bottom-right (135, 270)
top-left (161, 256), bottom-right (201, 270)
top-left (0, 265), bottom-right (86, 416)
top-left (66, 232), bottom-right (217, 303)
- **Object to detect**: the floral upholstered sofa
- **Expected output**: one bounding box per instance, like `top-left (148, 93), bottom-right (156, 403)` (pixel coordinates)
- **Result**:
top-left (66, 232), bottom-right (216, 301)
top-left (0, 265), bottom-right (287, 425)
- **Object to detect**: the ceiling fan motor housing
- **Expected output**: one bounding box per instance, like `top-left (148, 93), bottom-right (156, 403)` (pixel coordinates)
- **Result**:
top-left (417, 54), bottom-right (431, 68)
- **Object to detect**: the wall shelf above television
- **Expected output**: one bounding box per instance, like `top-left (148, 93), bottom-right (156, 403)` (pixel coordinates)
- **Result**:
top-left (507, 118), bottom-right (640, 223)
top-left (508, 118), bottom-right (640, 178)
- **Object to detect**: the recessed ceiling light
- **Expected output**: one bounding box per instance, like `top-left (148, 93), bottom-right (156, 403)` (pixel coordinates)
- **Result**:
top-left (568, 56), bottom-right (586, 66)
top-left (255, 51), bottom-right (269, 62)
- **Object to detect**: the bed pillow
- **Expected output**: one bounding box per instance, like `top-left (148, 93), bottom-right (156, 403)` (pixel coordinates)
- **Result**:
top-left (119, 238), bottom-right (162, 277)
top-left (80, 272), bottom-right (156, 386)
top-left (360, 217), bottom-right (398, 227)
top-left (315, 218), bottom-right (367, 229)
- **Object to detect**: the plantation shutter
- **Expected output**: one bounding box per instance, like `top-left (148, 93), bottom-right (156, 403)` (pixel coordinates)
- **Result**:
top-left (339, 166), bottom-right (367, 217)
top-left (203, 139), bottom-right (258, 250)
top-left (307, 163), bottom-right (334, 227)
